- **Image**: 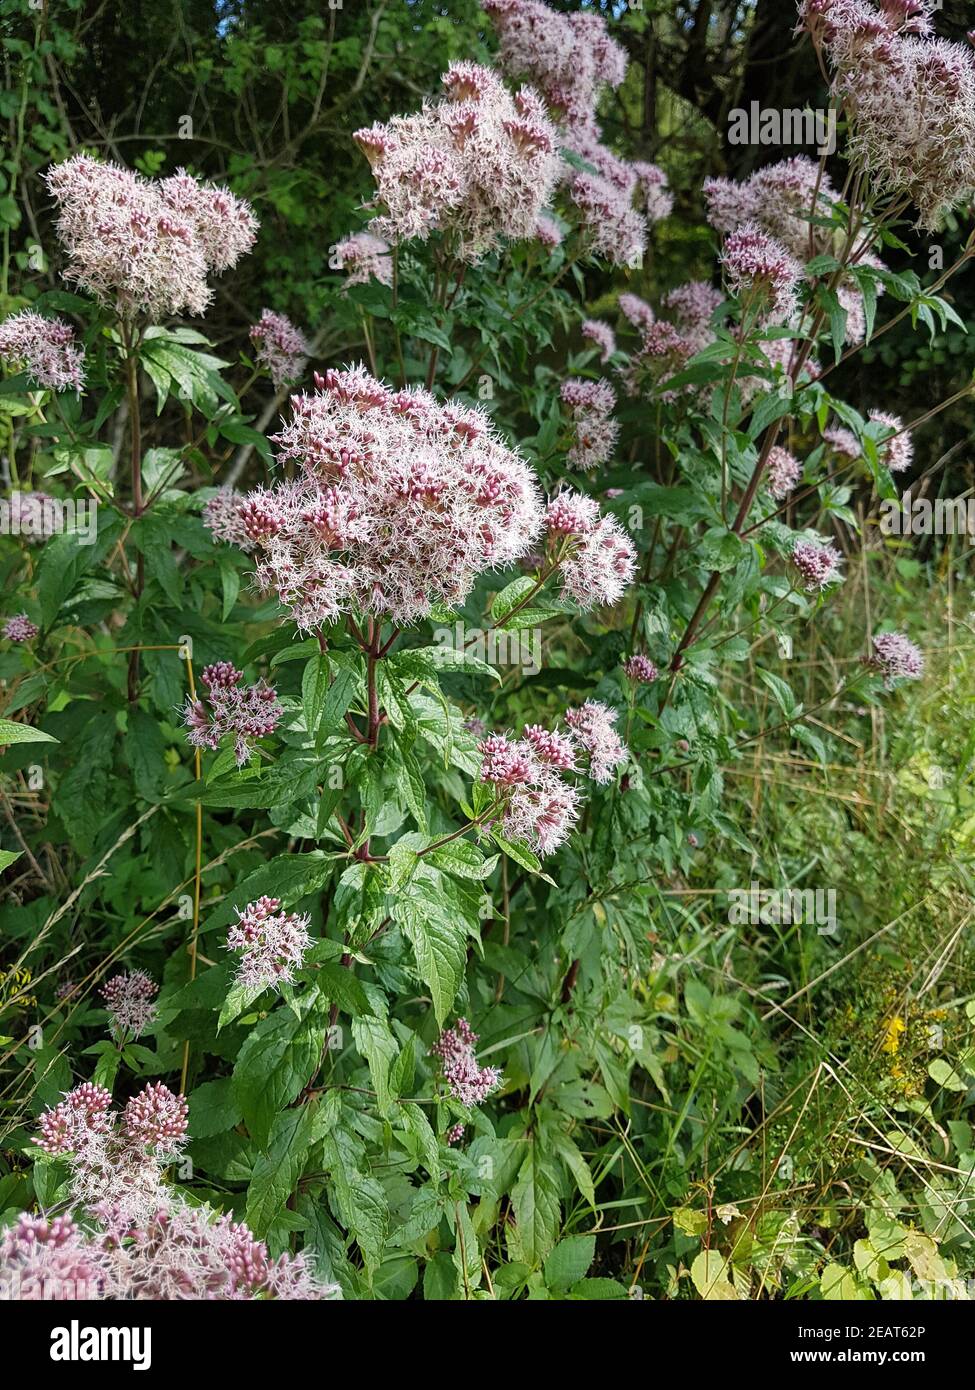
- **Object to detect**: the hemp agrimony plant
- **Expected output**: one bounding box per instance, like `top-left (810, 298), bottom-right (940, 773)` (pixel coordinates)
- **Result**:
top-left (0, 0), bottom-right (966, 1302)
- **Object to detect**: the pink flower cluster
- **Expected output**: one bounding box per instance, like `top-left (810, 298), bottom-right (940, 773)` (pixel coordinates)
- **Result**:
top-left (624, 654), bottom-right (658, 683)
top-left (206, 366), bottom-right (544, 629)
top-left (11, 1084), bottom-right (340, 1301)
top-left (721, 222), bottom-right (803, 325)
top-left (824, 425), bottom-right (861, 459)
top-left (36, 1081), bottom-right (114, 1158)
top-left (225, 895), bottom-right (312, 993)
top-left (430, 1017), bottom-right (503, 1107)
top-left (0, 1203), bottom-right (337, 1302)
top-left (100, 970), bottom-right (158, 1042)
top-left (869, 409), bottom-right (913, 473)
top-left (121, 1082), bottom-right (189, 1153)
top-left (534, 212), bottom-right (563, 248)
top-left (704, 155), bottom-right (883, 346)
top-left (618, 292), bottom-right (655, 332)
top-left (478, 702), bottom-right (628, 852)
top-left (4, 490), bottom-right (58, 542)
top-left (483, 0), bottom-right (627, 136)
top-left (39, 1081), bottom-right (186, 1164)
top-left (561, 378), bottom-right (619, 472)
top-left (3, 614), bottom-right (38, 642)
top-left (866, 630), bottom-right (924, 686)
top-left (354, 62), bottom-right (561, 262)
top-left (45, 155), bottom-right (257, 318)
top-left (479, 727), bottom-right (582, 854)
top-left (565, 700), bottom-right (628, 784)
top-left (0, 310), bottom-right (84, 390)
top-left (333, 231), bottom-right (393, 288)
top-left (0, 1213), bottom-right (110, 1300)
top-left (483, 1), bottom-right (671, 264)
top-left (181, 661), bottom-right (283, 767)
top-left (792, 538), bottom-right (844, 591)
top-left (800, 0), bottom-right (975, 227)
top-left (660, 282), bottom-right (724, 355)
top-left (567, 139), bottom-right (651, 267)
top-left (581, 318), bottom-right (616, 363)
top-left (620, 319), bottom-right (696, 404)
top-left (766, 446), bottom-right (803, 501)
top-left (249, 309), bottom-right (310, 389)
top-left (545, 489), bottom-right (637, 608)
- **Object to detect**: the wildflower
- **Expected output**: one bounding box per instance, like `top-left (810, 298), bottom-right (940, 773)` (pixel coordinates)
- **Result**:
top-left (624, 654), bottom-right (658, 683)
top-left (4, 490), bottom-right (58, 542)
top-left (18, 1090), bottom-right (341, 1301)
top-left (225, 895), bottom-right (312, 993)
top-left (568, 161), bottom-right (647, 267)
top-left (353, 63), bottom-right (561, 262)
top-left (865, 630), bottom-right (924, 686)
top-left (523, 724), bottom-right (577, 769)
top-left (618, 293), bottom-right (655, 332)
top-left (445, 1122), bottom-right (466, 1145)
top-left (45, 154), bottom-right (257, 318)
top-left (3, 614), bottom-right (38, 643)
top-left (121, 1083), bottom-right (188, 1158)
top-left (766, 446), bottom-right (803, 501)
top-left (249, 309), bottom-right (310, 388)
top-left (624, 319), bottom-right (696, 402)
top-left (836, 29), bottom-right (975, 227)
top-left (482, 0), bottom-right (627, 135)
top-left (100, 970), bottom-right (158, 1042)
top-left (722, 222), bottom-right (803, 324)
top-left (0, 1213), bottom-right (110, 1301)
top-left (549, 493), bottom-right (637, 609)
top-left (430, 1018), bottom-right (503, 1106)
top-left (581, 318), bottom-right (616, 363)
top-left (534, 212), bottom-right (563, 248)
top-left (117, 1200), bottom-right (339, 1300)
top-left (869, 409), bottom-right (913, 473)
top-left (0, 310), bottom-right (84, 390)
top-left (565, 700), bottom-right (628, 784)
top-left (661, 281), bottom-right (723, 354)
top-left (478, 729), bottom-right (582, 853)
top-left (823, 425), bottom-right (861, 459)
top-left (332, 231), bottom-right (393, 287)
top-left (202, 487), bottom-right (254, 550)
top-left (561, 377), bottom-right (619, 471)
top-left (791, 538), bottom-right (844, 591)
top-left (36, 1083), bottom-right (114, 1157)
top-left (214, 367), bottom-right (544, 630)
top-left (545, 489), bottom-right (601, 537)
top-left (181, 662), bottom-right (283, 767)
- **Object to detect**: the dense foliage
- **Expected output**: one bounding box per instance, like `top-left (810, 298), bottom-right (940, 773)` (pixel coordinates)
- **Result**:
top-left (0, 0), bottom-right (974, 1304)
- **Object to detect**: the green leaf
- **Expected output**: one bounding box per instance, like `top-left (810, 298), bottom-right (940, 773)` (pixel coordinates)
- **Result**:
top-left (0, 718), bottom-right (57, 746)
top-left (187, 1077), bottom-right (243, 1140)
top-left (393, 896), bottom-right (467, 1027)
top-left (508, 1140), bottom-right (561, 1267)
top-left (245, 1104), bottom-right (316, 1238)
top-left (544, 1235), bottom-right (595, 1291)
top-left (491, 576), bottom-right (537, 624)
top-left (232, 995), bottom-right (328, 1145)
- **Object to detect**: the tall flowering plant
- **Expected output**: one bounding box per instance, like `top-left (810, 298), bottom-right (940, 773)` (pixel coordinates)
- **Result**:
top-left (0, 0), bottom-right (960, 1302)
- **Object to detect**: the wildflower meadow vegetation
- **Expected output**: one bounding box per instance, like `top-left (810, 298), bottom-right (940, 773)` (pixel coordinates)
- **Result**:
top-left (1, 0), bottom-right (975, 1319)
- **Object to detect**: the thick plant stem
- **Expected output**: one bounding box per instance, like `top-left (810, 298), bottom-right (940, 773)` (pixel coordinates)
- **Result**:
top-left (124, 331), bottom-right (145, 704)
